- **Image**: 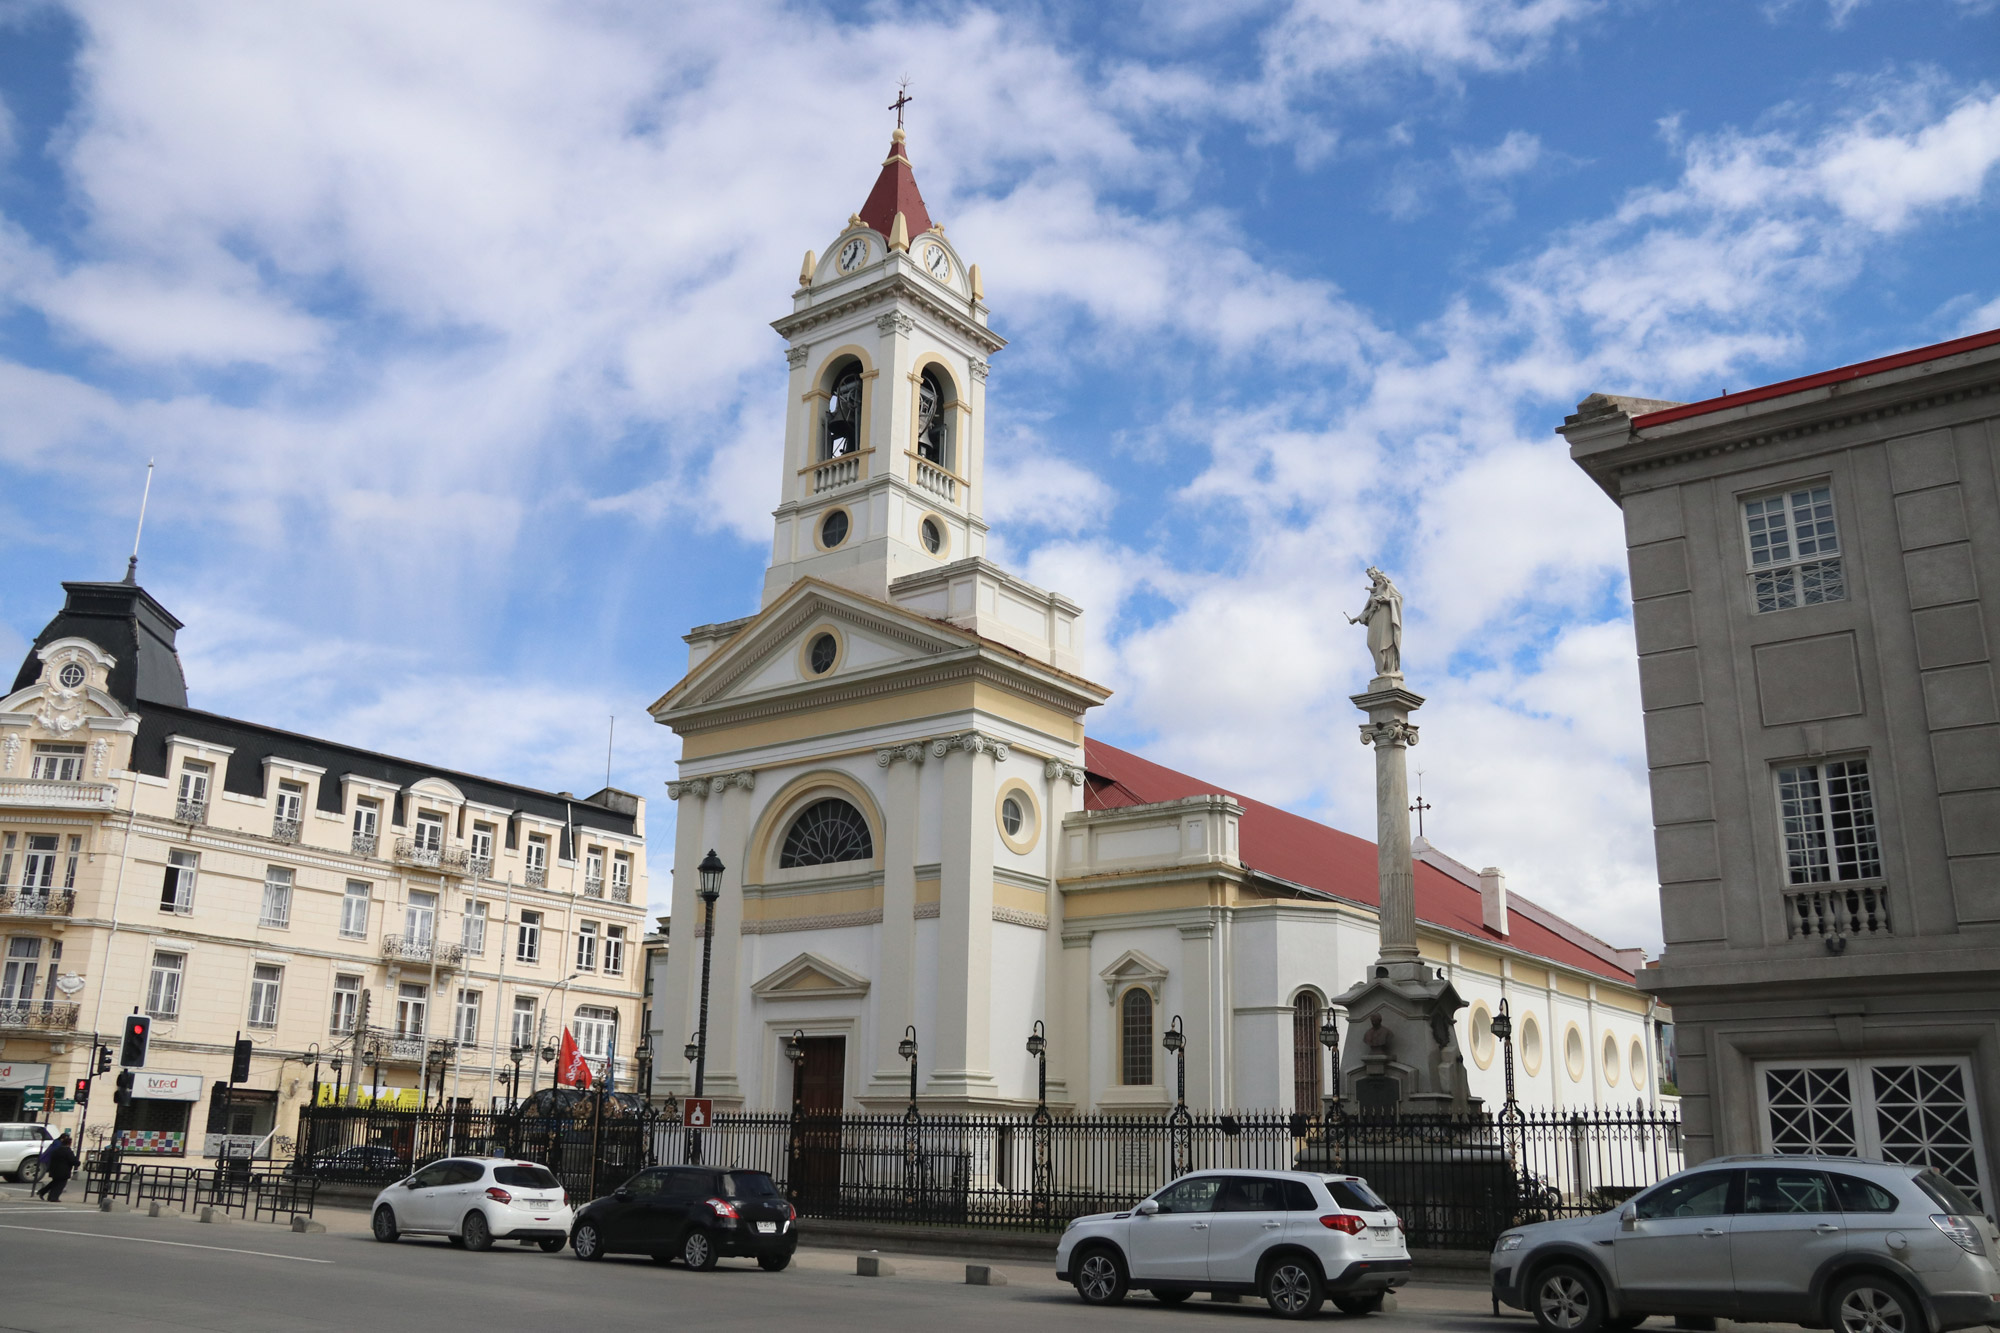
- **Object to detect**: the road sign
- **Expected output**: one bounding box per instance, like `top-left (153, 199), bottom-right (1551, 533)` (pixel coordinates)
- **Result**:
top-left (682, 1098), bottom-right (713, 1128)
top-left (50, 1098), bottom-right (75, 1112)
top-left (21, 1084), bottom-right (45, 1110)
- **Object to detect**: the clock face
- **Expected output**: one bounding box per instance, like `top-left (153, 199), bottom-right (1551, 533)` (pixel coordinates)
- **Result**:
top-left (923, 243), bottom-right (950, 278)
top-left (838, 238), bottom-right (867, 272)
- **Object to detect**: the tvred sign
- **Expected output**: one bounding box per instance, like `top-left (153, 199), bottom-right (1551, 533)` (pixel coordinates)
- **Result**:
top-left (682, 1098), bottom-right (713, 1128)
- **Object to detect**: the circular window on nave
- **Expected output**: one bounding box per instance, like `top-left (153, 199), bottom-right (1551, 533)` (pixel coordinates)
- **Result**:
top-left (820, 509), bottom-right (850, 548)
top-left (921, 517), bottom-right (943, 554)
top-left (807, 633), bottom-right (838, 675)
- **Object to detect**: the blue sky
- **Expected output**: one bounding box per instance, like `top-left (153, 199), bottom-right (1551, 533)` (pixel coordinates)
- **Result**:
top-left (2, 0), bottom-right (1996, 949)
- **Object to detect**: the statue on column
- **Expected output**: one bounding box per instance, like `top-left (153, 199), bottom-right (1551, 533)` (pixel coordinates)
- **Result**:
top-left (1346, 567), bottom-right (1403, 679)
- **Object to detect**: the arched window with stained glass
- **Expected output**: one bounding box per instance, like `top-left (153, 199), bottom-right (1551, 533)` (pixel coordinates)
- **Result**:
top-left (778, 798), bottom-right (874, 868)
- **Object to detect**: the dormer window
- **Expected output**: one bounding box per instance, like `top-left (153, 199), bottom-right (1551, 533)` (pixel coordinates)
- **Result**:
top-left (29, 744), bottom-right (85, 782)
top-left (177, 762), bottom-right (211, 823)
top-left (916, 368), bottom-right (953, 467)
top-left (274, 781), bottom-right (305, 842)
top-left (822, 362), bottom-right (863, 459)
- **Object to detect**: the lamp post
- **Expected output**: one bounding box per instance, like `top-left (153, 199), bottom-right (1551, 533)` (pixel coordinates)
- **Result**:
top-left (689, 849), bottom-right (724, 1165)
top-left (305, 1043), bottom-right (323, 1108)
top-left (898, 1025), bottom-right (920, 1210)
top-left (1026, 1021), bottom-right (1052, 1217)
top-left (1491, 999), bottom-right (1517, 1113)
top-left (636, 1034), bottom-right (654, 1101)
top-left (784, 1029), bottom-right (806, 1203)
top-left (1026, 1021), bottom-right (1048, 1112)
top-left (329, 1053), bottom-right (344, 1108)
top-left (1319, 1007), bottom-right (1344, 1113)
top-left (1163, 1015), bottom-right (1191, 1178)
top-left (508, 1043), bottom-right (525, 1109)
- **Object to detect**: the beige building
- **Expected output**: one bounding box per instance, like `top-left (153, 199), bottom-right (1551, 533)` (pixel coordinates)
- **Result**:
top-left (0, 576), bottom-right (650, 1158)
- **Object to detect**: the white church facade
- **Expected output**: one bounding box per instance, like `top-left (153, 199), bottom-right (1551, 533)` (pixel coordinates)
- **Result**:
top-left (646, 129), bottom-right (1667, 1119)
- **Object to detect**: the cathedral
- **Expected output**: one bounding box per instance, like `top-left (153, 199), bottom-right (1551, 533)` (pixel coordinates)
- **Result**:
top-left (646, 128), bottom-right (1663, 1118)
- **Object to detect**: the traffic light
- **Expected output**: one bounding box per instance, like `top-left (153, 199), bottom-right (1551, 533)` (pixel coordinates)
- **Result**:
top-left (113, 1069), bottom-right (135, 1106)
top-left (96, 1046), bottom-right (112, 1076)
top-left (119, 1014), bottom-right (151, 1067)
top-left (230, 1037), bottom-right (253, 1084)
top-left (74, 1078), bottom-right (90, 1105)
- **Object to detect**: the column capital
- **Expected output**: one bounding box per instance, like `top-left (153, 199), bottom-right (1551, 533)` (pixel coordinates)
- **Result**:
top-left (931, 730), bottom-right (1010, 761)
top-left (875, 743), bottom-right (928, 767)
top-left (1043, 758), bottom-right (1085, 786)
top-left (665, 778), bottom-right (710, 801)
top-left (1359, 720), bottom-right (1420, 748)
top-left (715, 770), bottom-right (755, 793)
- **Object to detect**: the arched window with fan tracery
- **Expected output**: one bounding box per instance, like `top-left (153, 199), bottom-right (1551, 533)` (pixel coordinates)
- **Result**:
top-left (778, 798), bottom-right (874, 868)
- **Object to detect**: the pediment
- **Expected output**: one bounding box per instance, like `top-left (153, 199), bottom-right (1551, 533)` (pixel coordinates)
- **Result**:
top-left (654, 579), bottom-right (973, 716)
top-left (1100, 948), bottom-right (1170, 1003)
top-left (751, 951), bottom-right (871, 1000)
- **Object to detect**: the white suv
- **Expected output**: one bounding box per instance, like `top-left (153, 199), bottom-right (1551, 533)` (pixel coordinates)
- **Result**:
top-left (370, 1156), bottom-right (574, 1252)
top-left (1056, 1169), bottom-right (1410, 1318)
top-left (0, 1124), bottom-right (54, 1182)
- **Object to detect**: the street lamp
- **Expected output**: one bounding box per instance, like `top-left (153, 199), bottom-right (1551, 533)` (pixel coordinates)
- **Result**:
top-left (1491, 998), bottom-right (1517, 1113)
top-left (1162, 1015), bottom-right (1187, 1110)
top-left (785, 1030), bottom-right (807, 1115)
top-left (508, 1043), bottom-right (526, 1108)
top-left (898, 1025), bottom-right (919, 1111)
top-left (329, 1053), bottom-right (345, 1106)
top-left (684, 1031), bottom-right (701, 1064)
top-left (1026, 1021), bottom-right (1048, 1112)
top-left (1319, 1006), bottom-right (1343, 1110)
top-left (687, 848), bottom-right (724, 1166)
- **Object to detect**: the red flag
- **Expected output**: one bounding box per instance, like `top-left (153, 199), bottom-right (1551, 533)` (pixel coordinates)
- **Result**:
top-left (557, 1028), bottom-right (593, 1089)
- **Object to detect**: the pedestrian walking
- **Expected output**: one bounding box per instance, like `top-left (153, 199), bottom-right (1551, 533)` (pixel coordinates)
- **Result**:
top-left (35, 1131), bottom-right (77, 1203)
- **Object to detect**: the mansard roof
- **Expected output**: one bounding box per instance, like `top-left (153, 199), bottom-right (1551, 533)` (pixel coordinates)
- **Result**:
top-left (857, 128), bottom-right (933, 239)
top-left (13, 579), bottom-right (188, 708)
top-left (1082, 738), bottom-right (1641, 984)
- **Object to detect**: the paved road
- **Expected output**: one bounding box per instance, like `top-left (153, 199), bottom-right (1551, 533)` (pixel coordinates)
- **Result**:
top-left (0, 1187), bottom-right (1793, 1333)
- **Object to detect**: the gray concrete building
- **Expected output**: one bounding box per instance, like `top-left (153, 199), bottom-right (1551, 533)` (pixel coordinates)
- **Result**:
top-left (1565, 327), bottom-right (2000, 1209)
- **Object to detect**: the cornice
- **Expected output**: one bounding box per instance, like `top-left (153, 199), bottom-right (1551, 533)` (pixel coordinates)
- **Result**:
top-left (665, 653), bottom-right (1099, 735)
top-left (772, 272), bottom-right (1007, 355)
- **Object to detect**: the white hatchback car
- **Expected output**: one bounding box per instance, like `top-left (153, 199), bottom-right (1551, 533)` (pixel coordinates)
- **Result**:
top-left (0, 1124), bottom-right (55, 1182)
top-left (371, 1156), bottom-right (573, 1252)
top-left (1056, 1169), bottom-right (1411, 1318)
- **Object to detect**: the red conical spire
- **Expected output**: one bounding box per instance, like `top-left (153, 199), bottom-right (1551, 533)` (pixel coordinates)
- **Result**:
top-left (857, 128), bottom-right (933, 239)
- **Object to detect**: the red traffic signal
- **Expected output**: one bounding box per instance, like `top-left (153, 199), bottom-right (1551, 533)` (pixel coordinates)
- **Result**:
top-left (74, 1078), bottom-right (90, 1103)
top-left (120, 1014), bottom-right (151, 1067)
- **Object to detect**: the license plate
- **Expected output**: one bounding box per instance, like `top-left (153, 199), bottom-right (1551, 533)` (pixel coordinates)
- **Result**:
top-left (756, 1222), bottom-right (777, 1234)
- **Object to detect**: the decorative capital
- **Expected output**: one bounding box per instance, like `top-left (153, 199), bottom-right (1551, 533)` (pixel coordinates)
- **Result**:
top-left (1359, 721), bottom-right (1419, 749)
top-left (785, 345), bottom-right (809, 369)
top-left (875, 311), bottom-right (915, 338)
top-left (968, 357), bottom-right (990, 382)
top-left (875, 743), bottom-right (928, 768)
top-left (718, 770), bottom-right (756, 793)
top-left (666, 778), bottom-right (711, 801)
top-left (933, 730), bottom-right (1010, 762)
top-left (1044, 757), bottom-right (1085, 786)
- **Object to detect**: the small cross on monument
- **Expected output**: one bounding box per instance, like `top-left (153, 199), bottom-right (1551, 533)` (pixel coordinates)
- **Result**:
top-left (889, 78), bottom-right (913, 128)
top-left (1410, 769), bottom-right (1432, 838)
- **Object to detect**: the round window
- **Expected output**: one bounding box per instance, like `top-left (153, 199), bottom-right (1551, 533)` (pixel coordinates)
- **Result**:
top-left (1630, 1039), bottom-right (1647, 1089)
top-left (1470, 1007), bottom-right (1495, 1067)
top-left (821, 509), bottom-right (850, 548)
top-left (57, 662), bottom-right (87, 689)
top-left (807, 633), bottom-right (837, 674)
top-left (1603, 1033), bottom-right (1621, 1086)
top-left (1521, 1014), bottom-right (1543, 1076)
top-left (921, 518), bottom-right (943, 554)
top-left (1001, 796), bottom-right (1023, 836)
top-left (1565, 1026), bottom-right (1586, 1083)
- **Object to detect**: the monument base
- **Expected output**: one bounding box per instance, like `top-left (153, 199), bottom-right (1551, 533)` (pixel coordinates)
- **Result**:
top-left (1335, 964), bottom-right (1476, 1116)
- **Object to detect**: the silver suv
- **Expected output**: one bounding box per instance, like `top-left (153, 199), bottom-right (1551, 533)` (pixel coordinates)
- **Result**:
top-left (1491, 1155), bottom-right (2000, 1333)
top-left (0, 1124), bottom-right (54, 1182)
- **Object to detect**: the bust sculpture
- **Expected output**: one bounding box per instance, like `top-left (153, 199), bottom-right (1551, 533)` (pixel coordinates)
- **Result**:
top-left (1346, 566), bottom-right (1403, 679)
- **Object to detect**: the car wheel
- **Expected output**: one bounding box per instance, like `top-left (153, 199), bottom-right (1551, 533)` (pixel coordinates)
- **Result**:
top-left (1334, 1292), bottom-right (1386, 1315)
top-left (462, 1211), bottom-right (493, 1253)
top-left (1530, 1264), bottom-right (1606, 1333)
top-left (19, 1158), bottom-right (43, 1185)
top-left (1154, 1289), bottom-right (1192, 1304)
top-left (372, 1206), bottom-right (400, 1243)
top-left (1263, 1255), bottom-right (1326, 1319)
top-left (682, 1228), bottom-right (719, 1271)
top-left (572, 1221), bottom-right (605, 1261)
top-left (759, 1253), bottom-right (792, 1272)
top-left (538, 1237), bottom-right (565, 1253)
top-left (1830, 1274), bottom-right (1921, 1333)
top-left (1073, 1247), bottom-right (1128, 1305)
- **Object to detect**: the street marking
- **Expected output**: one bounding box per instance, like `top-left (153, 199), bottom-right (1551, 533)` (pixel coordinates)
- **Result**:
top-left (0, 1223), bottom-right (334, 1263)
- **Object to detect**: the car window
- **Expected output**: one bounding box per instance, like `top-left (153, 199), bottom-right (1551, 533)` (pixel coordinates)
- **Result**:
top-left (1634, 1170), bottom-right (1736, 1220)
top-left (446, 1161), bottom-right (486, 1186)
top-left (408, 1164), bottom-right (452, 1189)
top-left (495, 1165), bottom-right (561, 1189)
top-left (620, 1172), bottom-right (664, 1199)
top-left (1282, 1180), bottom-right (1319, 1212)
top-left (1325, 1179), bottom-right (1389, 1212)
top-left (1744, 1169), bottom-right (1834, 1214)
top-left (1151, 1176), bottom-right (1223, 1214)
top-left (661, 1170), bottom-right (717, 1201)
top-left (1829, 1173), bottom-right (1900, 1213)
top-left (1915, 1171), bottom-right (1982, 1217)
top-left (0, 1127), bottom-right (29, 1141)
top-left (722, 1172), bottom-right (781, 1199)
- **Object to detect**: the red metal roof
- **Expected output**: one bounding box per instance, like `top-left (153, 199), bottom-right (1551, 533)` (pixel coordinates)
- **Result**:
top-left (1631, 326), bottom-right (2000, 429)
top-left (858, 129), bottom-right (932, 240)
top-left (1082, 738), bottom-right (1638, 983)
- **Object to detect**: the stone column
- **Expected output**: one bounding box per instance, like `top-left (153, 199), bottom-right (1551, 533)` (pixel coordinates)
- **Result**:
top-left (657, 777), bottom-right (713, 1097)
top-left (1350, 683), bottom-right (1425, 974)
top-left (868, 743), bottom-right (925, 1102)
top-left (932, 730), bottom-right (1004, 1104)
top-left (705, 770), bottom-right (755, 1106)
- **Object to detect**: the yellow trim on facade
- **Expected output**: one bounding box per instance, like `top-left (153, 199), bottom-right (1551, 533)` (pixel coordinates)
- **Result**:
top-left (993, 882), bottom-right (1047, 916)
top-left (1555, 973), bottom-right (1590, 1000)
top-left (915, 878), bottom-right (941, 906)
top-left (741, 884), bottom-right (884, 924)
top-left (677, 678), bottom-right (1083, 761)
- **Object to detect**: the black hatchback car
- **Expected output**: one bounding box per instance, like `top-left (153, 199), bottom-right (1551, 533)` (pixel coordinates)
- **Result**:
top-left (570, 1166), bottom-right (798, 1271)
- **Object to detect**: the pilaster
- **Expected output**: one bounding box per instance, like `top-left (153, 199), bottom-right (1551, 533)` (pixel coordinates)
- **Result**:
top-left (868, 743), bottom-right (924, 1102)
top-left (654, 778), bottom-right (711, 1096)
top-left (930, 730), bottom-right (1004, 1102)
top-left (705, 770), bottom-right (754, 1106)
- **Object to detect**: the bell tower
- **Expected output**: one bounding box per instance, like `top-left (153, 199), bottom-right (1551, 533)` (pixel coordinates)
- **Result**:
top-left (763, 128), bottom-right (1005, 606)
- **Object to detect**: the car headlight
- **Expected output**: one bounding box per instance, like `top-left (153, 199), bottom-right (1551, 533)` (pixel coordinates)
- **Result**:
top-left (1496, 1234), bottom-right (1525, 1252)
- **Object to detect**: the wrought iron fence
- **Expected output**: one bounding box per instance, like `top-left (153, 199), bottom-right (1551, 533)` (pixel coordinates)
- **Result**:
top-left (81, 1155), bottom-right (319, 1224)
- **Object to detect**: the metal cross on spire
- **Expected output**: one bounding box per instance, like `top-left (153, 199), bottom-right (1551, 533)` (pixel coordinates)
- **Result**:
top-left (1409, 769), bottom-right (1432, 839)
top-left (889, 77), bottom-right (913, 128)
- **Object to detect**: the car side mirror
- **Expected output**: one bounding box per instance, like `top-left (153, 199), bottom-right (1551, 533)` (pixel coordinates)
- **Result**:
top-left (1135, 1200), bottom-right (1160, 1216)
top-left (614, 1188), bottom-right (630, 1199)
top-left (1620, 1205), bottom-right (1637, 1232)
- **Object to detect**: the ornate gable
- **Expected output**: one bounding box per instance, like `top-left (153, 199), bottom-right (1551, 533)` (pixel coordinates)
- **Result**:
top-left (751, 951), bottom-right (871, 1000)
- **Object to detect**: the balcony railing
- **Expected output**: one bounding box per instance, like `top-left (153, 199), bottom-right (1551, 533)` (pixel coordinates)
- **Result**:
top-left (175, 797), bottom-right (207, 824)
top-left (525, 866), bottom-right (546, 889)
top-left (351, 832), bottom-right (378, 857)
top-left (394, 840), bottom-right (469, 873)
top-left (811, 453), bottom-right (861, 494)
top-left (272, 816), bottom-right (302, 844)
top-left (468, 857), bottom-right (492, 881)
top-left (1785, 883), bottom-right (1892, 941)
top-left (0, 1002), bottom-right (81, 1033)
top-left (610, 879), bottom-right (632, 903)
top-left (1, 890), bottom-right (75, 918)
top-left (381, 935), bottom-right (465, 967)
top-left (0, 779), bottom-right (118, 812)
top-left (913, 456), bottom-right (957, 501)
top-left (583, 876), bottom-right (604, 899)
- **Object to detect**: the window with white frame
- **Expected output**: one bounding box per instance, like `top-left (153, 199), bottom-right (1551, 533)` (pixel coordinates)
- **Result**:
top-left (461, 899), bottom-right (488, 956)
top-left (146, 951), bottom-right (185, 1019)
top-left (405, 889), bottom-right (436, 944)
top-left (413, 812), bottom-right (444, 857)
top-left (351, 798), bottom-right (380, 853)
top-left (1761, 1058), bottom-right (1991, 1209)
top-left (517, 910), bottom-right (542, 964)
top-left (339, 881), bottom-right (371, 939)
top-left (0, 833), bottom-right (14, 888)
top-left (525, 835), bottom-right (549, 886)
top-left (575, 920), bottom-right (598, 972)
top-left (160, 850), bottom-right (197, 914)
top-left (177, 761), bottom-right (211, 818)
top-left (1121, 989), bottom-right (1155, 1086)
top-left (603, 924), bottom-right (625, 976)
top-left (259, 867), bottom-right (293, 928)
top-left (511, 996), bottom-right (537, 1049)
top-left (248, 964), bottom-right (283, 1029)
top-left (274, 781), bottom-right (305, 835)
top-left (395, 982), bottom-right (427, 1039)
top-left (573, 1005), bottom-right (615, 1061)
top-left (29, 743), bottom-right (85, 781)
top-left (19, 835), bottom-right (57, 894)
top-left (454, 989), bottom-right (481, 1046)
top-left (611, 853), bottom-right (632, 901)
top-left (330, 974), bottom-right (361, 1034)
top-left (1778, 759), bottom-right (1882, 883)
top-left (0, 937), bottom-right (43, 1005)
top-left (62, 835), bottom-right (80, 889)
top-left (469, 823), bottom-right (494, 876)
top-left (1743, 484), bottom-right (1845, 613)
top-left (584, 848), bottom-right (604, 896)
